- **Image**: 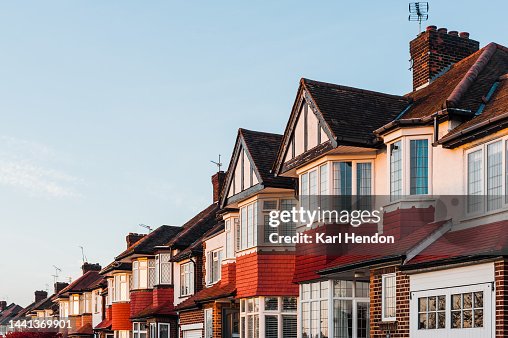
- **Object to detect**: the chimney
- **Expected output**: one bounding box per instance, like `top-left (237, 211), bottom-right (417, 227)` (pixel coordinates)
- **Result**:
top-left (126, 233), bottom-right (145, 248)
top-left (81, 262), bottom-right (102, 275)
top-left (35, 290), bottom-right (47, 303)
top-left (0, 301), bottom-right (7, 312)
top-left (54, 282), bottom-right (69, 294)
top-left (211, 171), bottom-right (226, 203)
top-left (410, 26), bottom-right (479, 91)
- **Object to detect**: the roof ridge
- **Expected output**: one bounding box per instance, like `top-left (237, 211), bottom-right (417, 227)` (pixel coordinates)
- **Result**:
top-left (301, 78), bottom-right (409, 102)
top-left (239, 128), bottom-right (282, 138)
top-left (446, 42), bottom-right (499, 107)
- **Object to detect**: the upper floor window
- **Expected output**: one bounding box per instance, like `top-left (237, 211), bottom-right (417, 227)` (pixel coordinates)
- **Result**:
top-left (107, 278), bottom-right (114, 306)
top-left (59, 301), bottom-right (69, 318)
top-left (225, 218), bottom-right (238, 259)
top-left (467, 139), bottom-right (508, 213)
top-left (70, 294), bottom-right (80, 315)
top-left (155, 253), bottom-right (172, 285)
top-left (382, 273), bottom-right (396, 321)
top-left (390, 141), bottom-right (403, 199)
top-left (114, 273), bottom-right (130, 302)
top-left (180, 262), bottom-right (194, 297)
top-left (133, 259), bottom-right (156, 290)
top-left (93, 290), bottom-right (101, 314)
top-left (264, 199), bottom-right (297, 243)
top-left (207, 249), bottom-right (223, 285)
top-left (410, 139), bottom-right (429, 195)
top-left (240, 202), bottom-right (257, 250)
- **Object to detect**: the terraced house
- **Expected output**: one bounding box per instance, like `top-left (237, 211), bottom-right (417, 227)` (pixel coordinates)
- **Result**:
top-left (13, 25), bottom-right (508, 338)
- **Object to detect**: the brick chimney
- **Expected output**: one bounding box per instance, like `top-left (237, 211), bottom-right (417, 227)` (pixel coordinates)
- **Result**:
top-left (35, 290), bottom-right (47, 303)
top-left (54, 282), bottom-right (69, 294)
top-left (410, 26), bottom-right (479, 91)
top-left (211, 171), bottom-right (226, 203)
top-left (81, 262), bottom-right (102, 275)
top-left (0, 301), bottom-right (7, 312)
top-left (126, 233), bottom-right (145, 248)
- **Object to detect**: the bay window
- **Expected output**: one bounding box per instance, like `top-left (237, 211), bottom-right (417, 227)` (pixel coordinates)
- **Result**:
top-left (207, 249), bottom-right (223, 285)
top-left (155, 253), bottom-right (172, 285)
top-left (70, 295), bottom-right (80, 315)
top-left (59, 301), bottom-right (69, 318)
top-left (133, 259), bottom-right (156, 289)
top-left (240, 202), bottom-right (258, 250)
top-left (467, 138), bottom-right (508, 214)
top-left (301, 280), bottom-right (369, 338)
top-left (264, 199), bottom-right (297, 243)
top-left (84, 292), bottom-right (92, 313)
top-left (114, 273), bottom-right (130, 302)
top-left (390, 141), bottom-right (402, 199)
top-left (107, 278), bottom-right (114, 305)
top-left (180, 262), bottom-right (194, 296)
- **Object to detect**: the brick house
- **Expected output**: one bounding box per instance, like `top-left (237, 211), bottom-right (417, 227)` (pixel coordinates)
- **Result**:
top-left (0, 302), bottom-right (23, 337)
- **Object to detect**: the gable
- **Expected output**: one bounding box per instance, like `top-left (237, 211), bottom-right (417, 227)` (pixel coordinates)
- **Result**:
top-left (283, 99), bottom-right (331, 164)
top-left (227, 146), bottom-right (260, 198)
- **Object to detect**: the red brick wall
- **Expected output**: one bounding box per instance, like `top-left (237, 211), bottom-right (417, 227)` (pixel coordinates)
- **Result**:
top-left (221, 262), bottom-right (236, 285)
top-left (81, 314), bottom-right (92, 328)
top-left (130, 290), bottom-right (153, 318)
top-left (111, 302), bottom-right (131, 331)
top-left (105, 306), bottom-right (112, 321)
top-left (370, 266), bottom-right (410, 337)
top-left (236, 251), bottom-right (298, 298)
top-left (153, 286), bottom-right (174, 308)
top-left (179, 309), bottom-right (204, 338)
top-left (495, 259), bottom-right (508, 338)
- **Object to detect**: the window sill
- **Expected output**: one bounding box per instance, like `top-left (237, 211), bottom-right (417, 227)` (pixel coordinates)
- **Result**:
top-left (460, 206), bottom-right (508, 223)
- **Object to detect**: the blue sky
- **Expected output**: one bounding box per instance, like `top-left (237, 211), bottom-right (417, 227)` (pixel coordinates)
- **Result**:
top-left (0, 0), bottom-right (507, 306)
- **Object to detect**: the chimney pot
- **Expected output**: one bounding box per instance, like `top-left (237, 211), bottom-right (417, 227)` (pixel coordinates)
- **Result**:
top-left (126, 233), bottom-right (145, 248)
top-left (81, 262), bottom-right (102, 275)
top-left (35, 290), bottom-right (47, 303)
top-left (459, 32), bottom-right (470, 39)
top-left (426, 25), bottom-right (437, 32)
top-left (0, 301), bottom-right (7, 312)
top-left (448, 31), bottom-right (458, 37)
top-left (211, 171), bottom-right (226, 203)
top-left (437, 27), bottom-right (448, 34)
top-left (54, 282), bottom-right (69, 294)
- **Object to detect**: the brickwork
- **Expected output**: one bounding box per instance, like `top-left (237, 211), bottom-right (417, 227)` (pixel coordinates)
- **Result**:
top-left (410, 25), bottom-right (479, 90)
top-left (370, 266), bottom-right (410, 338)
top-left (221, 262), bottom-right (236, 285)
top-left (153, 286), bottom-right (174, 308)
top-left (179, 309), bottom-right (204, 338)
top-left (495, 259), bottom-right (508, 338)
top-left (130, 290), bottom-right (153, 318)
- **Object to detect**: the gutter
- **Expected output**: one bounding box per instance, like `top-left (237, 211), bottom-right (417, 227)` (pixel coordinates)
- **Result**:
top-left (317, 255), bottom-right (402, 275)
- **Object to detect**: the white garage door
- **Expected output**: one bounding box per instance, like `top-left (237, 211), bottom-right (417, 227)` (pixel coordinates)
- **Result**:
top-left (410, 282), bottom-right (493, 338)
top-left (182, 329), bottom-right (202, 338)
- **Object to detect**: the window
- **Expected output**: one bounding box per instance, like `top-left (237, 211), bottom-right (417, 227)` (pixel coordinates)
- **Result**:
top-left (155, 253), bottom-right (172, 285)
top-left (115, 331), bottom-right (130, 338)
top-left (204, 308), bottom-right (213, 338)
top-left (235, 218), bottom-right (240, 252)
top-left (133, 260), bottom-right (148, 289)
top-left (357, 163), bottom-right (372, 195)
top-left (149, 323), bottom-right (157, 338)
top-left (390, 141), bottom-right (402, 199)
top-left (410, 139), bottom-right (429, 195)
top-left (93, 290), bottom-right (100, 314)
top-left (180, 262), bottom-right (194, 296)
top-left (59, 301), bottom-right (69, 318)
top-left (467, 139), bottom-right (508, 214)
top-left (107, 278), bottom-right (114, 305)
top-left (301, 281), bottom-right (328, 338)
top-left (114, 274), bottom-right (130, 302)
top-left (451, 292), bottom-right (483, 329)
top-left (133, 323), bottom-right (147, 338)
top-left (240, 298), bottom-right (259, 338)
top-left (418, 295), bottom-right (445, 329)
top-left (382, 274), bottom-right (396, 321)
top-left (264, 198), bottom-right (297, 243)
top-left (158, 323), bottom-right (170, 338)
top-left (240, 202), bottom-right (258, 250)
top-left (84, 292), bottom-right (92, 313)
top-left (225, 219), bottom-right (233, 258)
top-left (207, 249), bottom-right (222, 285)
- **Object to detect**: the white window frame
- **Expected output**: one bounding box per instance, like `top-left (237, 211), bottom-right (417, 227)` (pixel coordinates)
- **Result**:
top-left (70, 294), bottom-right (80, 316)
top-left (465, 137), bottom-right (508, 215)
top-left (155, 253), bottom-right (172, 285)
top-left (207, 249), bottom-right (223, 285)
top-left (204, 308), bottom-right (213, 338)
top-left (382, 273), bottom-right (397, 322)
top-left (239, 202), bottom-right (258, 251)
top-left (133, 322), bottom-right (147, 338)
top-left (113, 273), bottom-right (130, 302)
top-left (180, 262), bottom-right (194, 297)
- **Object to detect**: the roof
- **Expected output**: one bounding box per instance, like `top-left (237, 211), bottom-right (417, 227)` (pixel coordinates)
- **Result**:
top-left (94, 318), bottom-right (112, 330)
top-left (58, 271), bottom-right (104, 296)
top-left (172, 221), bottom-right (225, 262)
top-left (100, 261), bottom-right (132, 275)
top-left (71, 323), bottom-right (94, 336)
top-left (131, 300), bottom-right (177, 319)
top-left (405, 221), bottom-right (508, 268)
top-left (318, 221), bottom-right (447, 275)
top-left (116, 225), bottom-right (183, 260)
top-left (0, 304), bottom-right (23, 325)
top-left (164, 203), bottom-right (219, 249)
top-left (175, 282), bottom-right (236, 311)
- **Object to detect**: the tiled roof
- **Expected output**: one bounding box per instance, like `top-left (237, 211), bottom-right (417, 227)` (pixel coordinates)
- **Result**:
top-left (116, 225), bottom-right (183, 260)
top-left (0, 304), bottom-right (23, 325)
top-left (164, 203), bottom-right (219, 249)
top-left (239, 129), bottom-right (295, 189)
top-left (319, 221), bottom-right (447, 275)
top-left (72, 323), bottom-right (94, 335)
top-left (405, 221), bottom-right (508, 267)
top-left (58, 271), bottom-right (104, 296)
top-left (100, 261), bottom-right (132, 275)
top-left (131, 301), bottom-right (176, 319)
top-left (175, 282), bottom-right (236, 311)
top-left (172, 222), bottom-right (225, 262)
top-left (302, 78), bottom-right (410, 145)
top-left (94, 318), bottom-right (112, 330)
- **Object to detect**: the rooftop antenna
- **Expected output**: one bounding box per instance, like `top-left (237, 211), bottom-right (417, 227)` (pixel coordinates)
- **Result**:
top-left (78, 246), bottom-right (88, 263)
top-left (408, 2), bottom-right (429, 33)
top-left (52, 265), bottom-right (62, 283)
top-left (138, 223), bottom-right (153, 233)
top-left (210, 154), bottom-right (222, 172)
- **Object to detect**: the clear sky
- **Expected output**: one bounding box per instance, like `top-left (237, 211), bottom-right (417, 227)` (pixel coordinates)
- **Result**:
top-left (1, 0), bottom-right (507, 307)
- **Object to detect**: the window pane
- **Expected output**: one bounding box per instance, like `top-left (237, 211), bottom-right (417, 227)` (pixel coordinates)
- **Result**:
top-left (333, 162), bottom-right (352, 195)
top-left (383, 275), bottom-right (396, 319)
top-left (474, 309), bottom-right (484, 328)
top-left (487, 141), bottom-right (502, 210)
top-left (357, 302), bottom-right (369, 338)
top-left (279, 199), bottom-right (297, 237)
top-left (390, 141), bottom-right (402, 199)
top-left (282, 297), bottom-right (297, 312)
top-left (320, 300), bottom-right (328, 338)
top-left (410, 140), bottom-right (429, 195)
top-left (333, 299), bottom-right (352, 338)
top-left (265, 315), bottom-right (278, 338)
top-left (474, 292), bottom-right (484, 308)
top-left (320, 164), bottom-right (328, 195)
top-left (333, 280), bottom-right (353, 298)
top-left (468, 150), bottom-right (483, 213)
top-left (264, 297), bottom-right (278, 311)
top-left (356, 163), bottom-right (372, 196)
top-left (282, 316), bottom-right (297, 338)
